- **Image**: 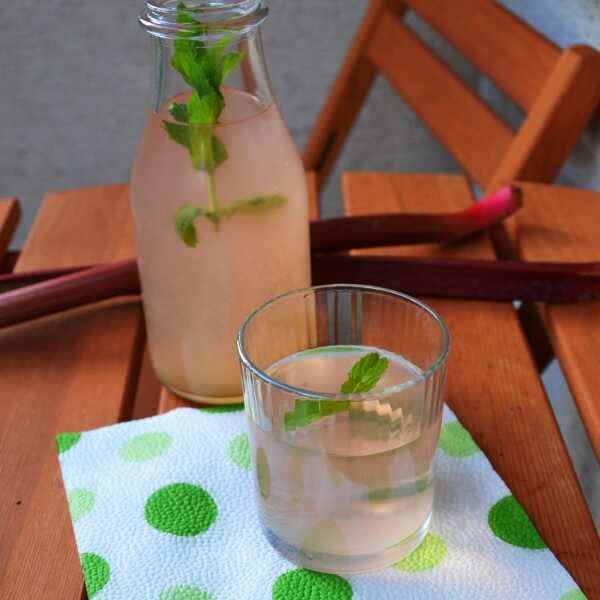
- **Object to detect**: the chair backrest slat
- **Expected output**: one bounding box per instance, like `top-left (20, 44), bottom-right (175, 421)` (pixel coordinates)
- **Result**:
top-left (405, 0), bottom-right (560, 111)
top-left (488, 45), bottom-right (600, 192)
top-left (368, 11), bottom-right (514, 186)
top-left (304, 0), bottom-right (600, 201)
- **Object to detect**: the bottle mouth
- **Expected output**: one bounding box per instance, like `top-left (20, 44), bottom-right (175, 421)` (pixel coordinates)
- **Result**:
top-left (140, 0), bottom-right (268, 39)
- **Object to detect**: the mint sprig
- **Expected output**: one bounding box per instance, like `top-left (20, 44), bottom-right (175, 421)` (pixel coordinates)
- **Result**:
top-left (165, 2), bottom-right (287, 247)
top-left (174, 194), bottom-right (286, 247)
top-left (284, 352), bottom-right (390, 432)
top-left (164, 2), bottom-right (240, 171)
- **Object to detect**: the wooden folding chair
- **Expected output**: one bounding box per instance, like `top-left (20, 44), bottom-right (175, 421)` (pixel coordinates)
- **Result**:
top-left (304, 0), bottom-right (600, 212)
top-left (303, 0), bottom-right (600, 462)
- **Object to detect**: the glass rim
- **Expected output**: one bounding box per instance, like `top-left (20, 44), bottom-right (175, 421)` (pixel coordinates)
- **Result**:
top-left (236, 284), bottom-right (451, 402)
top-left (140, 0), bottom-right (268, 40)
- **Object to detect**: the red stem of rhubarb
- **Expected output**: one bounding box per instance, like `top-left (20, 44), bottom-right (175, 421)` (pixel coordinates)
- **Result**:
top-left (312, 254), bottom-right (600, 303)
top-left (2, 253), bottom-right (600, 329)
top-left (310, 185), bottom-right (522, 252)
top-left (0, 259), bottom-right (139, 328)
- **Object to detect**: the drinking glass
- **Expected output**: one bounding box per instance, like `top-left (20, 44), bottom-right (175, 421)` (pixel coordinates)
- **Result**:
top-left (237, 284), bottom-right (450, 573)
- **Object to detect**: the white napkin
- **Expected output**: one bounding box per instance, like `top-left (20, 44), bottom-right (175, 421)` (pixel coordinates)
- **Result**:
top-left (56, 405), bottom-right (584, 600)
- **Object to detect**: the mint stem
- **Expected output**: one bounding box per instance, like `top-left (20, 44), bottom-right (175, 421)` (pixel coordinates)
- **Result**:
top-left (207, 171), bottom-right (219, 216)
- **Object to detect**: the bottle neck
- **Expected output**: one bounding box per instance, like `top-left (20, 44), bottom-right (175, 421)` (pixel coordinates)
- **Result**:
top-left (152, 30), bottom-right (274, 125)
top-left (141, 1), bottom-right (273, 120)
top-left (141, 1), bottom-right (268, 40)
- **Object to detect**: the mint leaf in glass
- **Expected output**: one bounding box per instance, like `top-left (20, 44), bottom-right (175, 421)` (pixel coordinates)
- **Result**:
top-left (163, 123), bottom-right (228, 172)
top-left (340, 352), bottom-right (390, 394)
top-left (219, 195), bottom-right (287, 218)
top-left (284, 351), bottom-right (390, 432)
top-left (174, 204), bottom-right (202, 247)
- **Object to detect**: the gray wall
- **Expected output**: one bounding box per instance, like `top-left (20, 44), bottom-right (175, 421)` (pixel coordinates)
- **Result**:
top-left (1, 1), bottom-right (599, 521)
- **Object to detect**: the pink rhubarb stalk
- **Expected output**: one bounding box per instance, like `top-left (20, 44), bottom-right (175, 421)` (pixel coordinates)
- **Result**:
top-left (309, 185), bottom-right (522, 252)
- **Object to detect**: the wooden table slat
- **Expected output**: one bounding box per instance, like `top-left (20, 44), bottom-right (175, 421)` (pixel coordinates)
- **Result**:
top-left (512, 182), bottom-right (600, 460)
top-left (0, 184), bottom-right (144, 599)
top-left (343, 172), bottom-right (600, 595)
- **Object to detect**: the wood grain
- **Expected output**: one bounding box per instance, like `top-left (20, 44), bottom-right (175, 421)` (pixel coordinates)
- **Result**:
top-left (367, 11), bottom-right (514, 188)
top-left (17, 184), bottom-right (135, 270)
top-left (512, 182), bottom-right (600, 460)
top-left (0, 184), bottom-right (143, 600)
top-left (131, 343), bottom-right (162, 420)
top-left (0, 198), bottom-right (20, 258)
top-left (405, 0), bottom-right (559, 111)
top-left (303, 0), bottom-right (405, 192)
top-left (343, 172), bottom-right (600, 595)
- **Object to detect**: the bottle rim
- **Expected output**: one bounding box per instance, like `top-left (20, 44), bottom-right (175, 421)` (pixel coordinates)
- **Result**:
top-left (140, 0), bottom-right (268, 40)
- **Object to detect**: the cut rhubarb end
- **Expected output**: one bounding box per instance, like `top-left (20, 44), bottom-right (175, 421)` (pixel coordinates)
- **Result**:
top-left (465, 185), bottom-right (523, 228)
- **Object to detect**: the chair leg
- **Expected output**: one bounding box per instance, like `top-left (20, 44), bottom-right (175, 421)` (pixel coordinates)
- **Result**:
top-left (303, 0), bottom-right (407, 193)
top-left (518, 303), bottom-right (555, 373)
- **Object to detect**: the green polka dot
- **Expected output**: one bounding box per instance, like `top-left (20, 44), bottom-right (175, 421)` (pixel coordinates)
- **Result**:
top-left (68, 489), bottom-right (95, 523)
top-left (81, 552), bottom-right (110, 598)
top-left (199, 403), bottom-right (244, 413)
top-left (394, 533), bottom-right (447, 572)
top-left (158, 585), bottom-right (215, 600)
top-left (120, 432), bottom-right (172, 462)
top-left (228, 433), bottom-right (251, 470)
top-left (488, 495), bottom-right (547, 549)
top-left (56, 432), bottom-right (81, 454)
top-left (439, 421), bottom-right (480, 458)
top-left (256, 446), bottom-right (270, 498)
top-left (145, 483), bottom-right (217, 537)
top-left (560, 591), bottom-right (587, 600)
top-left (272, 569), bottom-right (352, 600)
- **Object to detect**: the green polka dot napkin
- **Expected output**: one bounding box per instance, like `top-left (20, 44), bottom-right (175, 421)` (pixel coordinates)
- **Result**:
top-left (56, 405), bottom-right (585, 600)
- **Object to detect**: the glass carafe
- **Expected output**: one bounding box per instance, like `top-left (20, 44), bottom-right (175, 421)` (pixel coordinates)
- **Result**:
top-left (131, 0), bottom-right (311, 403)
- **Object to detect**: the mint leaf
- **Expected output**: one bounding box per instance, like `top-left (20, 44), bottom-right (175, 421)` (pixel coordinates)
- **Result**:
top-left (187, 90), bottom-right (225, 125)
top-left (173, 192), bottom-right (283, 237)
top-left (169, 102), bottom-right (190, 123)
top-left (191, 130), bottom-right (227, 171)
top-left (284, 351), bottom-right (390, 431)
top-left (172, 2), bottom-right (208, 83)
top-left (284, 399), bottom-right (350, 431)
top-left (219, 195), bottom-right (286, 218)
top-left (340, 352), bottom-right (390, 394)
top-left (174, 204), bottom-right (202, 247)
top-left (219, 52), bottom-right (245, 84)
top-left (201, 36), bottom-right (233, 89)
top-left (163, 121), bottom-right (192, 149)
top-left (163, 123), bottom-right (227, 171)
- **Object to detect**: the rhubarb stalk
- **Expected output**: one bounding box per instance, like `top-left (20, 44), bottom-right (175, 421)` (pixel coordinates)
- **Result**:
top-left (310, 185), bottom-right (522, 252)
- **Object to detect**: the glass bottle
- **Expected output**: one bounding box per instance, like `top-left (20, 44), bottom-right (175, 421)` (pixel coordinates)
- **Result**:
top-left (132, 0), bottom-right (311, 403)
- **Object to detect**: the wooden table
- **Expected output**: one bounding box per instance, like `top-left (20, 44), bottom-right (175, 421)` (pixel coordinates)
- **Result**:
top-left (1, 175), bottom-right (599, 598)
